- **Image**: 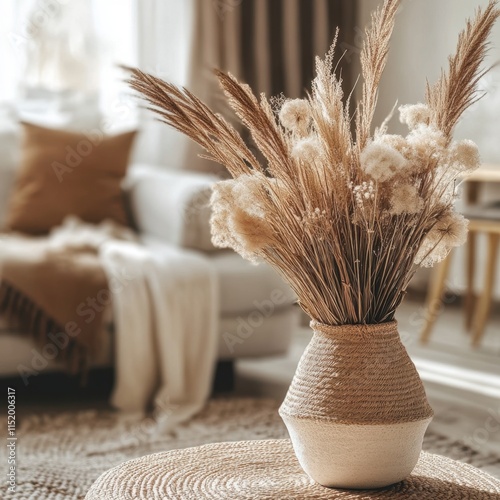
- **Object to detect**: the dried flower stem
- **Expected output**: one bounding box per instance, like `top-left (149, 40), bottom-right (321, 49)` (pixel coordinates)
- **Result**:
top-left (426, 0), bottom-right (499, 139)
top-left (125, 67), bottom-right (261, 178)
top-left (356, 0), bottom-right (402, 150)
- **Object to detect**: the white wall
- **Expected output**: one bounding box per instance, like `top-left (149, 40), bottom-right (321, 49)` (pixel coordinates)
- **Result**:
top-left (358, 0), bottom-right (500, 298)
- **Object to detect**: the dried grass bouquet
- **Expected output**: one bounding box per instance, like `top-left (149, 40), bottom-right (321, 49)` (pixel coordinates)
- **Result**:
top-left (128, 0), bottom-right (499, 326)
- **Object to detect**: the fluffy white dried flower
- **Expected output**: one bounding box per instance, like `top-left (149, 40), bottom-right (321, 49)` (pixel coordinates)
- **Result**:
top-left (415, 212), bottom-right (469, 267)
top-left (415, 240), bottom-right (450, 268)
top-left (231, 174), bottom-right (265, 213)
top-left (406, 124), bottom-right (447, 168)
top-left (229, 207), bottom-right (275, 260)
top-left (210, 176), bottom-right (274, 262)
top-left (449, 139), bottom-right (480, 173)
top-left (378, 134), bottom-right (409, 156)
top-left (360, 141), bottom-right (409, 182)
top-left (390, 184), bottom-right (423, 215)
top-left (399, 104), bottom-right (431, 130)
top-left (279, 99), bottom-right (311, 135)
top-left (434, 212), bottom-right (469, 247)
top-left (292, 136), bottom-right (322, 163)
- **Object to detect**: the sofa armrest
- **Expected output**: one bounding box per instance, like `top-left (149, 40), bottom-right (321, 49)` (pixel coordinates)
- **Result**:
top-left (125, 164), bottom-right (219, 250)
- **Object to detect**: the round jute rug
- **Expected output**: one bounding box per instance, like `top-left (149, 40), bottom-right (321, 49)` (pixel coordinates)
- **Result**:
top-left (0, 397), bottom-right (499, 499)
top-left (86, 439), bottom-right (500, 500)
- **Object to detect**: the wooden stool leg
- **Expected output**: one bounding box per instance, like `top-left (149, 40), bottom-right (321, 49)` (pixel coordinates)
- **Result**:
top-left (420, 254), bottom-right (453, 344)
top-left (472, 234), bottom-right (499, 347)
top-left (464, 231), bottom-right (477, 331)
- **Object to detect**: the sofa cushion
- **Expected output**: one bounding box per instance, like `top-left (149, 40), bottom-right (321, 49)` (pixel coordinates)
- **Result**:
top-left (4, 123), bottom-right (137, 234)
top-left (211, 252), bottom-right (296, 315)
top-left (138, 233), bottom-right (296, 315)
top-left (127, 165), bottom-right (218, 251)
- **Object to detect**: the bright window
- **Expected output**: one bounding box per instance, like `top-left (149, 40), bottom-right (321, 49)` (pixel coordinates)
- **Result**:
top-left (0, 0), bottom-right (138, 128)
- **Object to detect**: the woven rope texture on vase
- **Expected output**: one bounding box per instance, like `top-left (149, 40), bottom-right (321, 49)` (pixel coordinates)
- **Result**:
top-left (85, 439), bottom-right (500, 499)
top-left (280, 321), bottom-right (434, 425)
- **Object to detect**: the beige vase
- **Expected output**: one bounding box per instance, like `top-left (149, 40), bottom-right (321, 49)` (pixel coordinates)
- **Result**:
top-left (279, 321), bottom-right (433, 490)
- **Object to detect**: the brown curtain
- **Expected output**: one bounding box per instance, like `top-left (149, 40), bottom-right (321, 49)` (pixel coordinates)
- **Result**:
top-left (186, 0), bottom-right (358, 173)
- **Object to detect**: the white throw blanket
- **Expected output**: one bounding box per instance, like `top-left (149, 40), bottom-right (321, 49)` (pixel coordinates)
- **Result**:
top-left (100, 236), bottom-right (219, 424)
top-left (49, 217), bottom-right (220, 423)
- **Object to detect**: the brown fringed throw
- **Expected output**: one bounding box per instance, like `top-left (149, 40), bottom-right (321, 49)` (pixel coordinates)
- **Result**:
top-left (0, 235), bottom-right (108, 373)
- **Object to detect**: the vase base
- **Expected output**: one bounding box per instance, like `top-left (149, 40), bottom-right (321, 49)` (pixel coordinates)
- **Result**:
top-left (280, 413), bottom-right (433, 489)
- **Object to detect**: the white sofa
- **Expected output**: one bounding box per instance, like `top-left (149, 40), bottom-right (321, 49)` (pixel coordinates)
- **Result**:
top-left (0, 161), bottom-right (298, 378)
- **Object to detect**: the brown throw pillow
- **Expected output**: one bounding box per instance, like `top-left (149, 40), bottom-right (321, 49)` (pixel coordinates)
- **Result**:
top-left (4, 122), bottom-right (137, 234)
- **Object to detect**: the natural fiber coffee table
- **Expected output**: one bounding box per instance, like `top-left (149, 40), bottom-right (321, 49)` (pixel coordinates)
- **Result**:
top-left (86, 439), bottom-right (500, 499)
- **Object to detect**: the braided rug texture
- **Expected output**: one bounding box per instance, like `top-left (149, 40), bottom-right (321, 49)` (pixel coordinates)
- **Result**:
top-left (280, 321), bottom-right (434, 424)
top-left (86, 439), bottom-right (500, 500)
top-left (1, 397), bottom-right (499, 499)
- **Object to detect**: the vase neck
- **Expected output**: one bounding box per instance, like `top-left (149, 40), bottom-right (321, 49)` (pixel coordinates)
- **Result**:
top-left (310, 320), bottom-right (399, 343)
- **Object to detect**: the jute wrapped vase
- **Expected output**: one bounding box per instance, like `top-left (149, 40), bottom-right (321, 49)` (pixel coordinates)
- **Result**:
top-left (279, 321), bottom-right (434, 489)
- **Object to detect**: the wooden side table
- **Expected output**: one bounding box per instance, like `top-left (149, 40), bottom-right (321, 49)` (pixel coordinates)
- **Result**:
top-left (462, 166), bottom-right (500, 336)
top-left (420, 165), bottom-right (500, 345)
top-left (86, 439), bottom-right (500, 499)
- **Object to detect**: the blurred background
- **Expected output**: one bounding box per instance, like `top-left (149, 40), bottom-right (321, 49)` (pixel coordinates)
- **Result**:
top-left (0, 0), bottom-right (499, 492)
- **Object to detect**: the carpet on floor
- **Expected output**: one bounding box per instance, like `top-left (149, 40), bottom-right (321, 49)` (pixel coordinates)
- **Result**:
top-left (1, 397), bottom-right (499, 499)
